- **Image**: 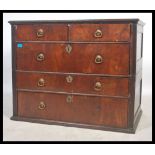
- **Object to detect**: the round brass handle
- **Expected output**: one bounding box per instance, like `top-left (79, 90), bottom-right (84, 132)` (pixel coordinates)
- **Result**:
top-left (37, 53), bottom-right (44, 61)
top-left (66, 75), bottom-right (73, 83)
top-left (38, 101), bottom-right (46, 110)
top-left (94, 82), bottom-right (102, 91)
top-left (66, 95), bottom-right (73, 103)
top-left (95, 55), bottom-right (103, 64)
top-left (94, 29), bottom-right (102, 38)
top-left (38, 78), bottom-right (45, 87)
top-left (37, 29), bottom-right (44, 37)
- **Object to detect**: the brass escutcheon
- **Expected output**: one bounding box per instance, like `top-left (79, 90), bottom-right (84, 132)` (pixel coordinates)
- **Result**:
top-left (38, 78), bottom-right (45, 87)
top-left (65, 44), bottom-right (72, 54)
top-left (66, 75), bottom-right (73, 83)
top-left (66, 95), bottom-right (73, 103)
top-left (94, 82), bottom-right (102, 91)
top-left (36, 53), bottom-right (44, 61)
top-left (94, 29), bottom-right (102, 38)
top-left (37, 28), bottom-right (44, 37)
top-left (95, 55), bottom-right (103, 64)
top-left (38, 101), bottom-right (46, 110)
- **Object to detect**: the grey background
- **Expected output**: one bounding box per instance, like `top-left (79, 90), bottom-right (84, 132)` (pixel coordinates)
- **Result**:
top-left (3, 13), bottom-right (152, 141)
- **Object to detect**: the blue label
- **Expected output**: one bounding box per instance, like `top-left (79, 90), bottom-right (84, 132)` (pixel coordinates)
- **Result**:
top-left (17, 43), bottom-right (23, 48)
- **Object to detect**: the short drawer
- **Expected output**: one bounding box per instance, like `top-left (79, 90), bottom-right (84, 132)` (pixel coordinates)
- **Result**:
top-left (16, 72), bottom-right (129, 97)
top-left (15, 24), bottom-right (68, 41)
top-left (18, 91), bottom-right (128, 128)
top-left (16, 43), bottom-right (129, 75)
top-left (70, 24), bottom-right (130, 42)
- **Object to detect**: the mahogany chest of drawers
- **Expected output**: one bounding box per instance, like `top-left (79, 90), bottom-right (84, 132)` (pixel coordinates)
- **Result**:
top-left (9, 19), bottom-right (144, 133)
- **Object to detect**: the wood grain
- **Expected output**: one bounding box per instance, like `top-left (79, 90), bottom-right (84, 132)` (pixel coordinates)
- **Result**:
top-left (16, 43), bottom-right (129, 75)
top-left (70, 24), bottom-right (130, 42)
top-left (18, 91), bottom-right (128, 128)
top-left (9, 19), bottom-right (144, 133)
top-left (15, 24), bottom-right (68, 41)
top-left (16, 71), bottom-right (129, 97)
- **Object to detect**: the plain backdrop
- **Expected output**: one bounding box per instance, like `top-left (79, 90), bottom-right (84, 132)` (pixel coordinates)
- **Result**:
top-left (3, 13), bottom-right (152, 142)
top-left (0, 1), bottom-right (155, 10)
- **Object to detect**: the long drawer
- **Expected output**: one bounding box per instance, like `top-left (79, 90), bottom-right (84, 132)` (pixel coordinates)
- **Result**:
top-left (16, 43), bottom-right (129, 75)
top-left (18, 91), bottom-right (128, 128)
top-left (16, 72), bottom-right (129, 97)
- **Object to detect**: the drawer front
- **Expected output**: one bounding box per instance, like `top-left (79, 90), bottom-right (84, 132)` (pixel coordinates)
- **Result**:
top-left (15, 24), bottom-right (68, 41)
top-left (17, 72), bottom-right (129, 97)
top-left (18, 91), bottom-right (128, 128)
top-left (70, 24), bottom-right (130, 42)
top-left (16, 43), bottom-right (129, 75)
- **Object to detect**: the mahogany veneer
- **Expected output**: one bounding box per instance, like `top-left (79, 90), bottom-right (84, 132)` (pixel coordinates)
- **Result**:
top-left (9, 19), bottom-right (144, 133)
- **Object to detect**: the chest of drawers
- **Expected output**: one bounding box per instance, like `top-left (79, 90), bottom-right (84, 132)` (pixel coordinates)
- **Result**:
top-left (9, 19), bottom-right (144, 133)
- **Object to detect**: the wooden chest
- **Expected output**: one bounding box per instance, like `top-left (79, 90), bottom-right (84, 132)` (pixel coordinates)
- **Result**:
top-left (9, 19), bottom-right (144, 133)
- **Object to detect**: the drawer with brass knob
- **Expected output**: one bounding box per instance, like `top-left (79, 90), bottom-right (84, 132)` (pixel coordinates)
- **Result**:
top-left (10, 19), bottom-right (144, 133)
top-left (70, 24), bottom-right (131, 42)
top-left (14, 24), bottom-right (68, 41)
top-left (16, 72), bottom-right (129, 97)
top-left (16, 43), bottom-right (129, 75)
top-left (18, 91), bottom-right (128, 128)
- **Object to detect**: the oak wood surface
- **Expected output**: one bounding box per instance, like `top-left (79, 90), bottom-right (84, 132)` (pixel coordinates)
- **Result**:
top-left (16, 43), bottom-right (129, 75)
top-left (16, 71), bottom-right (129, 97)
top-left (18, 91), bottom-right (128, 128)
top-left (70, 24), bottom-right (130, 42)
top-left (9, 19), bottom-right (144, 133)
top-left (15, 24), bottom-right (68, 41)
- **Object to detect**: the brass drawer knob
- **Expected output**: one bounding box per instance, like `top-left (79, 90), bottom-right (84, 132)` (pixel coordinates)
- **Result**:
top-left (94, 29), bottom-right (102, 38)
top-left (36, 53), bottom-right (44, 61)
top-left (94, 82), bottom-right (102, 91)
top-left (38, 78), bottom-right (45, 87)
top-left (37, 28), bottom-right (44, 37)
top-left (38, 101), bottom-right (46, 110)
top-left (95, 55), bottom-right (103, 64)
top-left (65, 44), bottom-right (72, 54)
top-left (66, 75), bottom-right (73, 83)
top-left (66, 95), bottom-right (73, 103)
